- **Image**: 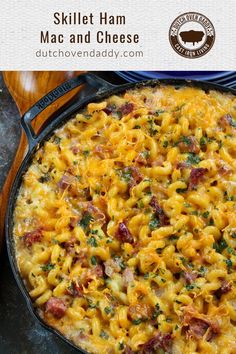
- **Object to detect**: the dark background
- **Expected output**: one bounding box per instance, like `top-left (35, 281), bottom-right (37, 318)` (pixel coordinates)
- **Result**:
top-left (0, 72), bottom-right (124, 354)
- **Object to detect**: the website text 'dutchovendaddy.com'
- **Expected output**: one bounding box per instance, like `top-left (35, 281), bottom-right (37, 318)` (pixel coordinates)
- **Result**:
top-left (35, 48), bottom-right (144, 59)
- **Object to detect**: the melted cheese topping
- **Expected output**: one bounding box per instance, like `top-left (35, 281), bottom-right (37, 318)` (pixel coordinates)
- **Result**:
top-left (14, 85), bottom-right (236, 354)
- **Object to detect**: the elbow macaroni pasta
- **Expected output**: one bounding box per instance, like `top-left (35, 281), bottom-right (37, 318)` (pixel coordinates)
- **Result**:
top-left (13, 85), bottom-right (236, 353)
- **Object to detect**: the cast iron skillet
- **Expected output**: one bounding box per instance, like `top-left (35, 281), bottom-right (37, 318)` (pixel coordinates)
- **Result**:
top-left (5, 73), bottom-right (236, 353)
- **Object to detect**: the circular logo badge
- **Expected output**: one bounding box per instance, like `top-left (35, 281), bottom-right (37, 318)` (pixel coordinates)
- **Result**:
top-left (169, 12), bottom-right (215, 59)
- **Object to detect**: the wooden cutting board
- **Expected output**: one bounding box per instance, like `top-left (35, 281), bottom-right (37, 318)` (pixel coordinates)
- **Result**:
top-left (0, 71), bottom-right (84, 249)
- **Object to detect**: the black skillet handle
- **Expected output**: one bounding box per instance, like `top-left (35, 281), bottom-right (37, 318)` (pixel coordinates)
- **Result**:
top-left (21, 73), bottom-right (115, 150)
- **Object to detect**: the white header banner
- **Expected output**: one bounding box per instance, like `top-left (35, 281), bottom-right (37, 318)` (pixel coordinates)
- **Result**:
top-left (0, 0), bottom-right (235, 70)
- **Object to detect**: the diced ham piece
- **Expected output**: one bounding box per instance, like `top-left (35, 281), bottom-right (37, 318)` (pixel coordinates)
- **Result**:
top-left (152, 285), bottom-right (165, 298)
top-left (78, 201), bottom-right (105, 225)
top-left (88, 205), bottom-right (105, 224)
top-left (66, 281), bottom-right (84, 297)
top-left (150, 196), bottom-right (169, 226)
top-left (183, 305), bottom-right (220, 341)
top-left (63, 237), bottom-right (77, 254)
top-left (129, 166), bottom-right (143, 189)
top-left (176, 162), bottom-right (191, 170)
top-left (115, 222), bottom-right (134, 244)
top-left (183, 271), bottom-right (198, 284)
top-left (219, 114), bottom-right (234, 129)
top-left (104, 259), bottom-right (121, 277)
top-left (22, 228), bottom-right (43, 248)
top-left (64, 241), bottom-right (75, 254)
top-left (122, 166), bottom-right (143, 190)
top-left (123, 267), bottom-right (134, 286)
top-left (218, 163), bottom-right (232, 176)
top-left (91, 265), bottom-right (104, 278)
top-left (71, 146), bottom-right (80, 155)
top-left (178, 136), bottom-right (200, 154)
top-left (104, 102), bottom-right (134, 117)
top-left (120, 102), bottom-right (134, 116)
top-left (76, 330), bottom-right (88, 341)
top-left (188, 168), bottom-right (208, 190)
top-left (94, 144), bottom-right (113, 159)
top-left (103, 104), bottom-right (116, 115)
top-left (128, 303), bottom-right (152, 321)
top-left (141, 332), bottom-right (172, 354)
top-left (186, 318), bottom-right (220, 341)
top-left (58, 174), bottom-right (73, 190)
top-left (45, 297), bottom-right (67, 318)
top-left (151, 156), bottom-right (164, 167)
top-left (150, 195), bottom-right (162, 211)
top-left (72, 250), bottom-right (88, 267)
top-left (187, 318), bottom-right (210, 339)
top-left (94, 145), bottom-right (106, 159)
top-left (63, 240), bottom-right (88, 267)
top-left (83, 265), bottom-right (104, 287)
top-left (135, 153), bottom-right (148, 166)
top-left (215, 280), bottom-right (232, 298)
top-left (69, 216), bottom-right (79, 230)
top-left (220, 280), bottom-right (232, 294)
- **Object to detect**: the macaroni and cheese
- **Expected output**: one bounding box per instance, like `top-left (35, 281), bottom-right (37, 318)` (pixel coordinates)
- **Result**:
top-left (13, 85), bottom-right (236, 353)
